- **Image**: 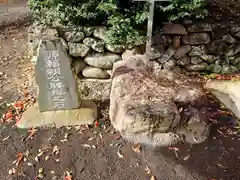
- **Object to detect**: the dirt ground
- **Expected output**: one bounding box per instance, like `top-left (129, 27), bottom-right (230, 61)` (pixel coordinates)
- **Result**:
top-left (0, 1), bottom-right (240, 180)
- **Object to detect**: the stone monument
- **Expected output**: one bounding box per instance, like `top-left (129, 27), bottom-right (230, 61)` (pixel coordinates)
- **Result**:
top-left (17, 38), bottom-right (97, 128)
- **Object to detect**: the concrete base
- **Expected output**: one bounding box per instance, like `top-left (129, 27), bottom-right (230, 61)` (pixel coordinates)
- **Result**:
top-left (16, 100), bottom-right (98, 129)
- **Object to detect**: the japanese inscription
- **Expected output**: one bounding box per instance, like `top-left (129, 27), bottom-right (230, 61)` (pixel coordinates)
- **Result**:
top-left (36, 39), bottom-right (80, 112)
top-left (44, 50), bottom-right (66, 109)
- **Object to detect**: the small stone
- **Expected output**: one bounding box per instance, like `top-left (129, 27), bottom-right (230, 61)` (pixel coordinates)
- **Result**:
top-left (84, 53), bottom-right (121, 69)
top-left (150, 45), bottom-right (164, 60)
top-left (92, 41), bottom-right (105, 53)
top-left (187, 23), bottom-right (213, 32)
top-left (163, 58), bottom-right (176, 70)
top-left (177, 56), bottom-right (190, 66)
top-left (174, 45), bottom-right (191, 59)
top-left (105, 44), bottom-right (124, 53)
top-left (157, 46), bottom-right (175, 64)
top-left (39, 168), bottom-right (44, 173)
top-left (191, 57), bottom-right (203, 65)
top-left (172, 36), bottom-right (181, 49)
top-left (221, 65), bottom-right (238, 74)
top-left (63, 31), bottom-right (85, 42)
top-left (82, 67), bottom-right (110, 79)
top-left (152, 34), bottom-right (172, 46)
top-left (68, 43), bottom-right (90, 57)
top-left (45, 156), bottom-right (50, 161)
top-left (206, 40), bottom-right (227, 55)
top-left (0, 72), bottom-right (4, 76)
top-left (83, 38), bottom-right (96, 47)
top-left (223, 34), bottom-right (236, 44)
top-left (226, 45), bottom-right (240, 56)
top-left (163, 24), bottom-right (187, 35)
top-left (72, 59), bottom-right (86, 74)
top-left (182, 33), bottom-right (210, 45)
top-left (200, 55), bottom-right (220, 64)
top-left (148, 60), bottom-right (162, 76)
top-left (231, 56), bottom-right (240, 65)
top-left (230, 26), bottom-right (240, 34)
top-left (185, 62), bottom-right (208, 71)
top-left (83, 27), bottom-right (95, 37)
top-left (38, 174), bottom-right (44, 179)
top-left (236, 62), bottom-right (240, 70)
top-left (8, 169), bottom-right (13, 175)
top-left (52, 175), bottom-right (58, 180)
top-left (27, 162), bottom-right (33, 166)
top-left (234, 31), bottom-right (240, 39)
top-left (189, 46), bottom-right (207, 56)
top-left (122, 47), bottom-right (142, 60)
top-left (93, 27), bottom-right (107, 40)
top-left (207, 64), bottom-right (222, 73)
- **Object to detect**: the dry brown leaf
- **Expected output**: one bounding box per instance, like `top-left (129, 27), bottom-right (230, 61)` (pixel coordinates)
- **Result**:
top-left (132, 143), bottom-right (141, 153)
top-left (150, 176), bottom-right (155, 180)
top-left (117, 150), bottom-right (124, 158)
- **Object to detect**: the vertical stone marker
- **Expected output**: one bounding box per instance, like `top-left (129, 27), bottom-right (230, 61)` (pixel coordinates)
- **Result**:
top-left (36, 39), bottom-right (80, 112)
top-left (17, 38), bottom-right (97, 129)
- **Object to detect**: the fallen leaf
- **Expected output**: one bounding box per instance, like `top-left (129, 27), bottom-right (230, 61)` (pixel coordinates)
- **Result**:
top-left (150, 176), bottom-right (155, 180)
top-left (2, 136), bottom-right (10, 142)
top-left (99, 133), bottom-right (103, 139)
top-left (117, 150), bottom-right (124, 158)
top-left (16, 152), bottom-right (23, 167)
top-left (83, 144), bottom-right (91, 148)
top-left (144, 165), bottom-right (151, 174)
top-left (88, 137), bottom-right (94, 141)
top-left (168, 147), bottom-right (179, 151)
top-left (132, 143), bottom-right (141, 153)
top-left (65, 171), bottom-right (73, 180)
top-left (183, 154), bottom-right (190, 161)
top-left (25, 128), bottom-right (37, 141)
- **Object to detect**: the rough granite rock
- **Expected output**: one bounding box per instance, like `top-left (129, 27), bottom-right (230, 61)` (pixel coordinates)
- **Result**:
top-left (204, 80), bottom-right (240, 119)
top-left (82, 67), bottom-right (110, 79)
top-left (84, 53), bottom-right (121, 69)
top-left (68, 43), bottom-right (90, 57)
top-left (182, 33), bottom-right (210, 45)
top-left (63, 31), bottom-right (85, 43)
top-left (163, 24), bottom-right (187, 35)
top-left (174, 45), bottom-right (191, 59)
top-left (109, 55), bottom-right (210, 147)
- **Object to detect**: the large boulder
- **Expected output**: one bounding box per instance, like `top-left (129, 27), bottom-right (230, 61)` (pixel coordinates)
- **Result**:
top-left (204, 80), bottom-right (240, 119)
top-left (109, 55), bottom-right (210, 147)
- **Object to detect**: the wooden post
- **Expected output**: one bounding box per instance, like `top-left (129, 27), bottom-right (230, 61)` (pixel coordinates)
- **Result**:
top-left (132, 0), bottom-right (170, 65)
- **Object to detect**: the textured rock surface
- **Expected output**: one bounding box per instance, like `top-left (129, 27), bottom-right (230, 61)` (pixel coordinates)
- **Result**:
top-left (182, 33), bottom-right (210, 45)
top-left (35, 38), bottom-right (80, 112)
top-left (204, 80), bottom-right (240, 119)
top-left (68, 43), bottom-right (90, 57)
top-left (163, 24), bottom-right (187, 35)
top-left (109, 55), bottom-right (210, 147)
top-left (84, 53), bottom-right (121, 69)
top-left (82, 67), bottom-right (110, 79)
top-left (63, 31), bottom-right (85, 43)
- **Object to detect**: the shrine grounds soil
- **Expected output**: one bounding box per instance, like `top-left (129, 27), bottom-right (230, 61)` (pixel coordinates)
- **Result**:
top-left (0, 22), bottom-right (240, 180)
top-left (1, 1), bottom-right (240, 180)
